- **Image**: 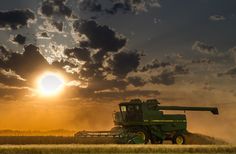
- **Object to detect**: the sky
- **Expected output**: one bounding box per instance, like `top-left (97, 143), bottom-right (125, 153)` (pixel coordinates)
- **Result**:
top-left (0, 0), bottom-right (236, 143)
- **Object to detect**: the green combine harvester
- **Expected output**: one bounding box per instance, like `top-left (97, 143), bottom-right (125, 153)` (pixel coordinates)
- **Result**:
top-left (75, 99), bottom-right (218, 144)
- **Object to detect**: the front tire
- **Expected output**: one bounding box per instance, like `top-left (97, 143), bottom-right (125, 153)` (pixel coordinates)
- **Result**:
top-left (131, 128), bottom-right (150, 144)
top-left (172, 134), bottom-right (185, 145)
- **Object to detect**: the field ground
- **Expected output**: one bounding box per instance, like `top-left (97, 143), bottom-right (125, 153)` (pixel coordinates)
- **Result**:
top-left (0, 132), bottom-right (227, 145)
top-left (0, 145), bottom-right (235, 154)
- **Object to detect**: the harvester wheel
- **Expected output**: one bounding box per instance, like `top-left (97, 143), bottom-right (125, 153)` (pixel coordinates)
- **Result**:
top-left (172, 134), bottom-right (185, 145)
top-left (133, 128), bottom-right (150, 144)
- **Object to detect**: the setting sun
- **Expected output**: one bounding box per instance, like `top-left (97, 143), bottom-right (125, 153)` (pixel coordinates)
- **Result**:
top-left (37, 72), bottom-right (65, 96)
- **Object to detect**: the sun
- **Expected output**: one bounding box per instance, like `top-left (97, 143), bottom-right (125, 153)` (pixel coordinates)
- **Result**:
top-left (37, 72), bottom-right (65, 96)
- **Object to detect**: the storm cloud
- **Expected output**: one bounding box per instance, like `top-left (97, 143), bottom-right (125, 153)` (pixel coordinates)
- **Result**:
top-left (64, 47), bottom-right (91, 62)
top-left (78, 0), bottom-right (102, 12)
top-left (150, 70), bottom-right (175, 86)
top-left (0, 9), bottom-right (34, 29)
top-left (40, 0), bottom-right (72, 17)
top-left (106, 51), bottom-right (141, 78)
top-left (127, 76), bottom-right (146, 87)
top-left (148, 64), bottom-right (188, 86)
top-left (73, 20), bottom-right (126, 52)
top-left (0, 44), bottom-right (50, 82)
top-left (78, 0), bottom-right (161, 15)
top-left (140, 59), bottom-right (171, 72)
top-left (51, 21), bottom-right (63, 32)
top-left (12, 34), bottom-right (26, 45)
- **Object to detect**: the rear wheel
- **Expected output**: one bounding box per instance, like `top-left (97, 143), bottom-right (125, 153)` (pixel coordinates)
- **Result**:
top-left (172, 134), bottom-right (185, 145)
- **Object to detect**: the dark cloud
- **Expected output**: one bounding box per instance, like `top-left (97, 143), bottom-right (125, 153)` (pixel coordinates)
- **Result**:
top-left (64, 47), bottom-right (91, 62)
top-left (149, 64), bottom-right (188, 86)
top-left (41, 0), bottom-right (72, 17)
top-left (92, 50), bottom-right (107, 63)
top-left (209, 15), bottom-right (226, 21)
top-left (0, 9), bottom-right (34, 29)
top-left (51, 60), bottom-right (77, 69)
top-left (174, 65), bottom-right (189, 75)
top-left (150, 70), bottom-right (175, 86)
top-left (79, 0), bottom-right (102, 12)
top-left (140, 59), bottom-right (171, 72)
top-left (79, 62), bottom-right (103, 79)
top-left (106, 51), bottom-right (141, 78)
top-left (69, 48), bottom-right (143, 92)
top-left (73, 20), bottom-right (126, 52)
top-left (78, 0), bottom-right (161, 15)
top-left (127, 76), bottom-right (146, 87)
top-left (78, 57), bottom-right (130, 91)
top-left (105, 2), bottom-right (131, 14)
top-left (0, 44), bottom-right (50, 82)
top-left (13, 34), bottom-right (26, 45)
top-left (69, 20), bottom-right (129, 85)
top-left (51, 21), bottom-right (63, 32)
top-left (51, 60), bottom-right (80, 81)
top-left (192, 41), bottom-right (218, 54)
top-left (40, 32), bottom-right (50, 38)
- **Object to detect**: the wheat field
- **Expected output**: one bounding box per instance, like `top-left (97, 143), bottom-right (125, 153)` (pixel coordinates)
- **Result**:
top-left (0, 144), bottom-right (235, 154)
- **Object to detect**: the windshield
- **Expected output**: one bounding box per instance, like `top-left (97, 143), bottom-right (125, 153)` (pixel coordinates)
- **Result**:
top-left (120, 104), bottom-right (143, 122)
top-left (120, 105), bottom-right (126, 112)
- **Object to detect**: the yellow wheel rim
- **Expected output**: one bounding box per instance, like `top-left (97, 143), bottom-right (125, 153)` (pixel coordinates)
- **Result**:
top-left (136, 131), bottom-right (146, 140)
top-left (176, 136), bottom-right (184, 144)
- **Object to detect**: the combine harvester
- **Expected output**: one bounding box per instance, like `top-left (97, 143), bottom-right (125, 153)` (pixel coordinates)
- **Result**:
top-left (75, 99), bottom-right (218, 144)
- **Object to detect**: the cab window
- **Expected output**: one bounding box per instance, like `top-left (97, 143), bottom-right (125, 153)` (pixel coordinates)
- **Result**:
top-left (135, 105), bottom-right (140, 111)
top-left (127, 105), bottom-right (135, 112)
top-left (121, 105), bottom-right (126, 112)
top-left (127, 105), bottom-right (141, 112)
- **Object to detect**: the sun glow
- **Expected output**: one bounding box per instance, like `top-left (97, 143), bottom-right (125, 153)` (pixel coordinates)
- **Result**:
top-left (37, 72), bottom-right (65, 96)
